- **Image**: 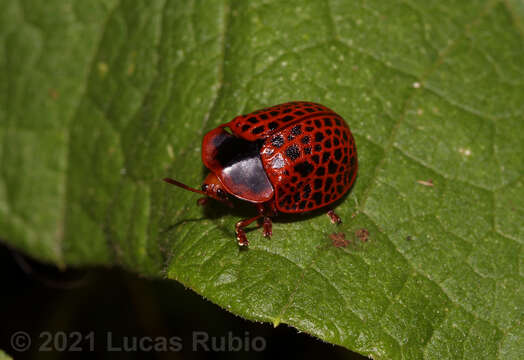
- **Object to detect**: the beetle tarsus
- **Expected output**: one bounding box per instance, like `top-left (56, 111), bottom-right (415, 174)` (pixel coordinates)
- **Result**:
top-left (327, 210), bottom-right (342, 225)
top-left (236, 228), bottom-right (248, 247)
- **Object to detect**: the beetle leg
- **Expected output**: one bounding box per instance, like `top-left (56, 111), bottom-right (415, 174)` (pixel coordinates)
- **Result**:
top-left (327, 210), bottom-right (342, 225)
top-left (235, 214), bottom-right (263, 247)
top-left (197, 197), bottom-right (209, 206)
top-left (262, 217), bottom-right (272, 237)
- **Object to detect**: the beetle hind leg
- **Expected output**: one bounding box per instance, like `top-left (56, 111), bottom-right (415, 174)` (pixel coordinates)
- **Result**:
top-left (327, 210), bottom-right (342, 225)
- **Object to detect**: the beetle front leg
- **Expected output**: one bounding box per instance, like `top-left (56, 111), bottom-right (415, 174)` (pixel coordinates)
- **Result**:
top-left (262, 217), bottom-right (272, 238)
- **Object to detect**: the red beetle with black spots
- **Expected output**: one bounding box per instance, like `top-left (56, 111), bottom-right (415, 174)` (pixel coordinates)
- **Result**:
top-left (164, 101), bottom-right (358, 246)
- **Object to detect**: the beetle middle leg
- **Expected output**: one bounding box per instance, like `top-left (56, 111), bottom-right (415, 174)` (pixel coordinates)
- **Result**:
top-left (235, 214), bottom-right (263, 247)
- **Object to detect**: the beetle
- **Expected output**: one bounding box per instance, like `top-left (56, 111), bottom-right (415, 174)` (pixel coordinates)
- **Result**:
top-left (164, 101), bottom-right (358, 246)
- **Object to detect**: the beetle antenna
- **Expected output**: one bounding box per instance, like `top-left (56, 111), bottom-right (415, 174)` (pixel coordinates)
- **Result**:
top-left (163, 178), bottom-right (206, 195)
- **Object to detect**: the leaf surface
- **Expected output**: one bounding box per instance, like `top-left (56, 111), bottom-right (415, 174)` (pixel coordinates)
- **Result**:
top-left (1, 0), bottom-right (523, 358)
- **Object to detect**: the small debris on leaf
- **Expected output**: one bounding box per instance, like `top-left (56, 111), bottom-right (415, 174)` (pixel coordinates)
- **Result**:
top-left (329, 232), bottom-right (349, 248)
top-left (416, 179), bottom-right (434, 187)
top-left (355, 228), bottom-right (370, 242)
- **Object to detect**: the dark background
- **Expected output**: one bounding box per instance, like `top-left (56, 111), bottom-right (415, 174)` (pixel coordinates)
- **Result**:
top-left (0, 243), bottom-right (367, 359)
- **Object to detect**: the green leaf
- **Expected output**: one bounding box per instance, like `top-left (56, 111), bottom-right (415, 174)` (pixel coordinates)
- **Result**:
top-left (1, 0), bottom-right (523, 358)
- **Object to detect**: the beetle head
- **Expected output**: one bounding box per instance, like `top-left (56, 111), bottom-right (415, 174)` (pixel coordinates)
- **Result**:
top-left (163, 173), bottom-right (233, 207)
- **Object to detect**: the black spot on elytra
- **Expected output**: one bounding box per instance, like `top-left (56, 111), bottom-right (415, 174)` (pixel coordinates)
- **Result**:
top-left (325, 177), bottom-right (333, 190)
top-left (315, 166), bottom-right (325, 176)
top-left (342, 155), bottom-right (348, 164)
top-left (350, 156), bottom-right (356, 167)
top-left (287, 134), bottom-right (294, 141)
top-left (260, 113), bottom-right (268, 120)
top-left (271, 135), bottom-right (284, 148)
top-left (314, 119), bottom-right (322, 127)
top-left (328, 160), bottom-right (338, 174)
top-left (294, 161), bottom-right (314, 177)
top-left (334, 148), bottom-right (342, 161)
top-left (298, 200), bottom-right (307, 210)
top-left (248, 117), bottom-right (258, 124)
top-left (342, 131), bottom-right (348, 141)
top-left (337, 185), bottom-right (343, 194)
top-left (283, 195), bottom-right (292, 204)
top-left (322, 152), bottom-right (330, 163)
top-left (291, 176), bottom-right (298, 183)
top-left (252, 126), bottom-right (264, 135)
top-left (314, 132), bottom-right (324, 142)
top-left (291, 125), bottom-right (302, 136)
top-left (286, 145), bottom-right (300, 161)
top-left (335, 118), bottom-right (342, 126)
top-left (305, 126), bottom-right (314, 132)
top-left (334, 128), bottom-right (340, 135)
top-left (311, 154), bottom-right (319, 164)
top-left (336, 174), bottom-right (342, 182)
top-left (303, 184), bottom-right (312, 198)
top-left (324, 139), bottom-right (332, 148)
top-left (270, 111), bottom-right (279, 116)
top-left (323, 118), bottom-right (332, 126)
top-left (314, 178), bottom-right (322, 190)
top-left (305, 107), bottom-right (315, 113)
top-left (334, 137), bottom-right (340, 146)
top-left (307, 202), bottom-right (314, 209)
top-left (326, 129), bottom-right (332, 135)
top-left (241, 124), bottom-right (250, 131)
top-left (324, 194), bottom-right (331, 202)
top-left (283, 108), bottom-right (292, 113)
top-left (304, 146), bottom-right (312, 155)
top-left (294, 110), bottom-right (305, 116)
top-left (314, 144), bottom-right (322, 152)
top-left (312, 191), bottom-right (322, 204)
top-left (293, 192), bottom-right (301, 203)
top-left (268, 121), bottom-right (278, 130)
top-left (301, 135), bottom-right (310, 144)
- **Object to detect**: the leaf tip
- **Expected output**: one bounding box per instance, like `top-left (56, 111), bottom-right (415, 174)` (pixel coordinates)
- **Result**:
top-left (272, 317), bottom-right (281, 328)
